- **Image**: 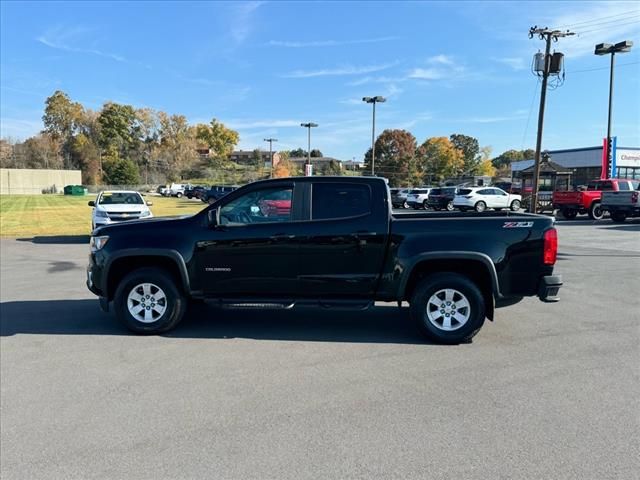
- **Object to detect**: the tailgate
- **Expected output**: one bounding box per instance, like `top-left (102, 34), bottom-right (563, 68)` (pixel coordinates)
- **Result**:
top-left (553, 191), bottom-right (582, 204)
top-left (602, 191), bottom-right (633, 206)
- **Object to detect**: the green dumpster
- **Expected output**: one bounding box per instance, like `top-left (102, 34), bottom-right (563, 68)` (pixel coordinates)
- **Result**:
top-left (63, 185), bottom-right (86, 196)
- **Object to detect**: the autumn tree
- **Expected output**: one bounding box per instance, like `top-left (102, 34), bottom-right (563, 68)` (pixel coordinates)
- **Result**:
top-left (289, 148), bottom-right (306, 158)
top-left (103, 158), bottom-right (140, 185)
top-left (97, 102), bottom-right (138, 158)
top-left (450, 133), bottom-right (480, 174)
top-left (273, 150), bottom-right (296, 178)
top-left (475, 146), bottom-right (496, 177)
top-left (417, 137), bottom-right (464, 183)
top-left (42, 90), bottom-right (84, 167)
top-left (195, 118), bottom-right (239, 163)
top-left (364, 129), bottom-right (417, 186)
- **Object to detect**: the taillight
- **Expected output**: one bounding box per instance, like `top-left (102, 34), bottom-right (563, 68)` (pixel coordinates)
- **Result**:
top-left (543, 228), bottom-right (558, 265)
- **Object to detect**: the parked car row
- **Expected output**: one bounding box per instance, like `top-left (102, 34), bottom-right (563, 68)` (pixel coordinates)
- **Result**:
top-left (392, 186), bottom-right (522, 212)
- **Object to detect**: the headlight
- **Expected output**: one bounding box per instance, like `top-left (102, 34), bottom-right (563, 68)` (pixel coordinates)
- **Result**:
top-left (90, 235), bottom-right (109, 252)
top-left (141, 210), bottom-right (151, 217)
top-left (95, 210), bottom-right (109, 218)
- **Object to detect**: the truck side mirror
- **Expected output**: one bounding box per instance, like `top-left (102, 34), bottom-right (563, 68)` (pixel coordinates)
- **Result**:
top-left (88, 201), bottom-right (95, 207)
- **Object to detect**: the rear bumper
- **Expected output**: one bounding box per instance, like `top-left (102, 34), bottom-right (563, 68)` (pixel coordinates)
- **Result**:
top-left (538, 275), bottom-right (562, 302)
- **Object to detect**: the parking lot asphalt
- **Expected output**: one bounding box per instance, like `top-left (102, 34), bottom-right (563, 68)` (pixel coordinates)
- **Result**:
top-left (1, 218), bottom-right (639, 479)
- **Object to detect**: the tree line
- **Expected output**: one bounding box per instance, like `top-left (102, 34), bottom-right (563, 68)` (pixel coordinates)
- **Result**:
top-left (0, 90), bottom-right (534, 186)
top-left (363, 130), bottom-right (533, 187)
top-left (0, 90), bottom-right (240, 185)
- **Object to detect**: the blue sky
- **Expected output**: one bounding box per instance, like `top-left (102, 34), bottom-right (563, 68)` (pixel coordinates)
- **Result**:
top-left (1, 0), bottom-right (639, 160)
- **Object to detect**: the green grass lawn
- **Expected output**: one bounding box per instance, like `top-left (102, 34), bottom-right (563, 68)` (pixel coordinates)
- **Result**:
top-left (0, 194), bottom-right (206, 237)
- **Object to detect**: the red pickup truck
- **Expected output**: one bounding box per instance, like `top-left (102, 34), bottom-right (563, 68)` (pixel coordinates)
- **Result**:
top-left (552, 179), bottom-right (638, 220)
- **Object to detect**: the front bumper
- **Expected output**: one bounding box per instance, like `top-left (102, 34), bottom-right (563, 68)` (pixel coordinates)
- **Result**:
top-left (538, 275), bottom-right (562, 302)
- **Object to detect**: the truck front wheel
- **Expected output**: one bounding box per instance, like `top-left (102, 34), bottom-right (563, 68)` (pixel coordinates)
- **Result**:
top-left (588, 202), bottom-right (604, 220)
top-left (114, 267), bottom-right (187, 334)
top-left (409, 273), bottom-right (486, 344)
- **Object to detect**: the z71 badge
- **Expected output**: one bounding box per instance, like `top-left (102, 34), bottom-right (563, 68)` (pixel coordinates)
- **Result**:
top-left (503, 221), bottom-right (534, 228)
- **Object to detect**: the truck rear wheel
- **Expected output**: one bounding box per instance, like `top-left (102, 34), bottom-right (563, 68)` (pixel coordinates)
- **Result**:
top-left (610, 211), bottom-right (627, 223)
top-left (114, 267), bottom-right (187, 334)
top-left (409, 273), bottom-right (486, 344)
top-left (588, 202), bottom-right (604, 220)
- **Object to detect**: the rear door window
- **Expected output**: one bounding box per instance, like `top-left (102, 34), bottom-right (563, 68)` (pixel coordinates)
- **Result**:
top-left (312, 183), bottom-right (371, 220)
top-left (618, 182), bottom-right (630, 191)
top-left (458, 189), bottom-right (472, 195)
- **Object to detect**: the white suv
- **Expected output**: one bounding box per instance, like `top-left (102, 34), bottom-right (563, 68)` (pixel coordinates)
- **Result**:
top-left (406, 188), bottom-right (432, 209)
top-left (453, 187), bottom-right (522, 212)
top-left (89, 191), bottom-right (153, 230)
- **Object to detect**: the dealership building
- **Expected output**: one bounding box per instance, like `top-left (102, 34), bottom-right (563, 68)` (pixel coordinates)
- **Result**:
top-left (511, 145), bottom-right (640, 187)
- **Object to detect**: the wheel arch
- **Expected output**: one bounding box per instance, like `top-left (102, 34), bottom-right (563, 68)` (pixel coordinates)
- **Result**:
top-left (104, 249), bottom-right (191, 301)
top-left (399, 252), bottom-right (500, 320)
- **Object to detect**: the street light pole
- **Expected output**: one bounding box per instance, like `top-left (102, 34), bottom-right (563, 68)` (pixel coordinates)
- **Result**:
top-left (263, 138), bottom-right (278, 178)
top-left (300, 122), bottom-right (318, 176)
top-left (363, 96), bottom-right (386, 176)
top-left (595, 40), bottom-right (632, 177)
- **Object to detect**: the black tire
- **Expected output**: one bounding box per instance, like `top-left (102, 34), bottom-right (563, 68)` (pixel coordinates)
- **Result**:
top-left (186, 194), bottom-right (192, 199)
top-left (474, 201), bottom-right (487, 213)
top-left (409, 273), bottom-right (486, 344)
top-left (510, 199), bottom-right (521, 211)
top-left (562, 209), bottom-right (578, 220)
top-left (113, 267), bottom-right (187, 334)
top-left (610, 211), bottom-right (627, 223)
top-left (446, 201), bottom-right (454, 211)
top-left (588, 201), bottom-right (604, 220)
top-left (403, 201), bottom-right (410, 209)
top-left (423, 200), bottom-right (429, 210)
top-left (176, 192), bottom-right (183, 198)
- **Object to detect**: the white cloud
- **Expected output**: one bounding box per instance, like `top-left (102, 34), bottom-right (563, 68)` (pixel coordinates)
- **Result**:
top-left (428, 54), bottom-right (454, 66)
top-left (36, 26), bottom-right (148, 66)
top-left (227, 119), bottom-right (302, 129)
top-left (492, 56), bottom-right (527, 70)
top-left (267, 36), bottom-right (400, 48)
top-left (230, 1), bottom-right (265, 44)
top-left (407, 55), bottom-right (465, 81)
top-left (544, 2), bottom-right (640, 58)
top-left (282, 62), bottom-right (398, 78)
top-left (0, 118), bottom-right (42, 139)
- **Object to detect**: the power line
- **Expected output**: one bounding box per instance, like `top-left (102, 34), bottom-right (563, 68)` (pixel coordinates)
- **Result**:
top-left (567, 61), bottom-right (640, 74)
top-left (577, 18), bottom-right (640, 35)
top-left (521, 77), bottom-right (540, 150)
top-left (552, 10), bottom-right (640, 29)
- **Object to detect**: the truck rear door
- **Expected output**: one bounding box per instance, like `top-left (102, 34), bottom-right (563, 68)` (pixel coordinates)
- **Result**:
top-left (296, 180), bottom-right (389, 299)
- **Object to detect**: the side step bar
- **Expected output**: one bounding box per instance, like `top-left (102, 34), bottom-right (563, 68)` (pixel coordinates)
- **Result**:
top-left (215, 299), bottom-right (373, 311)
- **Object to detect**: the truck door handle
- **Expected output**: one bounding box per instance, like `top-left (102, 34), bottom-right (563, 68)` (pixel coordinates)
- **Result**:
top-left (270, 234), bottom-right (295, 241)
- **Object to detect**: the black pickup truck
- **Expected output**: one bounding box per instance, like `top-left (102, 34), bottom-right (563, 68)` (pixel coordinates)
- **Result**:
top-left (87, 176), bottom-right (562, 344)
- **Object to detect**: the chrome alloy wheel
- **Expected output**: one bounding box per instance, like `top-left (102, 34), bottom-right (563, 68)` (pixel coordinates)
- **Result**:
top-left (425, 288), bottom-right (471, 331)
top-left (127, 283), bottom-right (167, 323)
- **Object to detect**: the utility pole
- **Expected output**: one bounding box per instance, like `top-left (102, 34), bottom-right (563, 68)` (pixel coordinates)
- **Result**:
top-left (363, 96), bottom-right (386, 176)
top-left (528, 26), bottom-right (573, 213)
top-left (263, 138), bottom-right (278, 178)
